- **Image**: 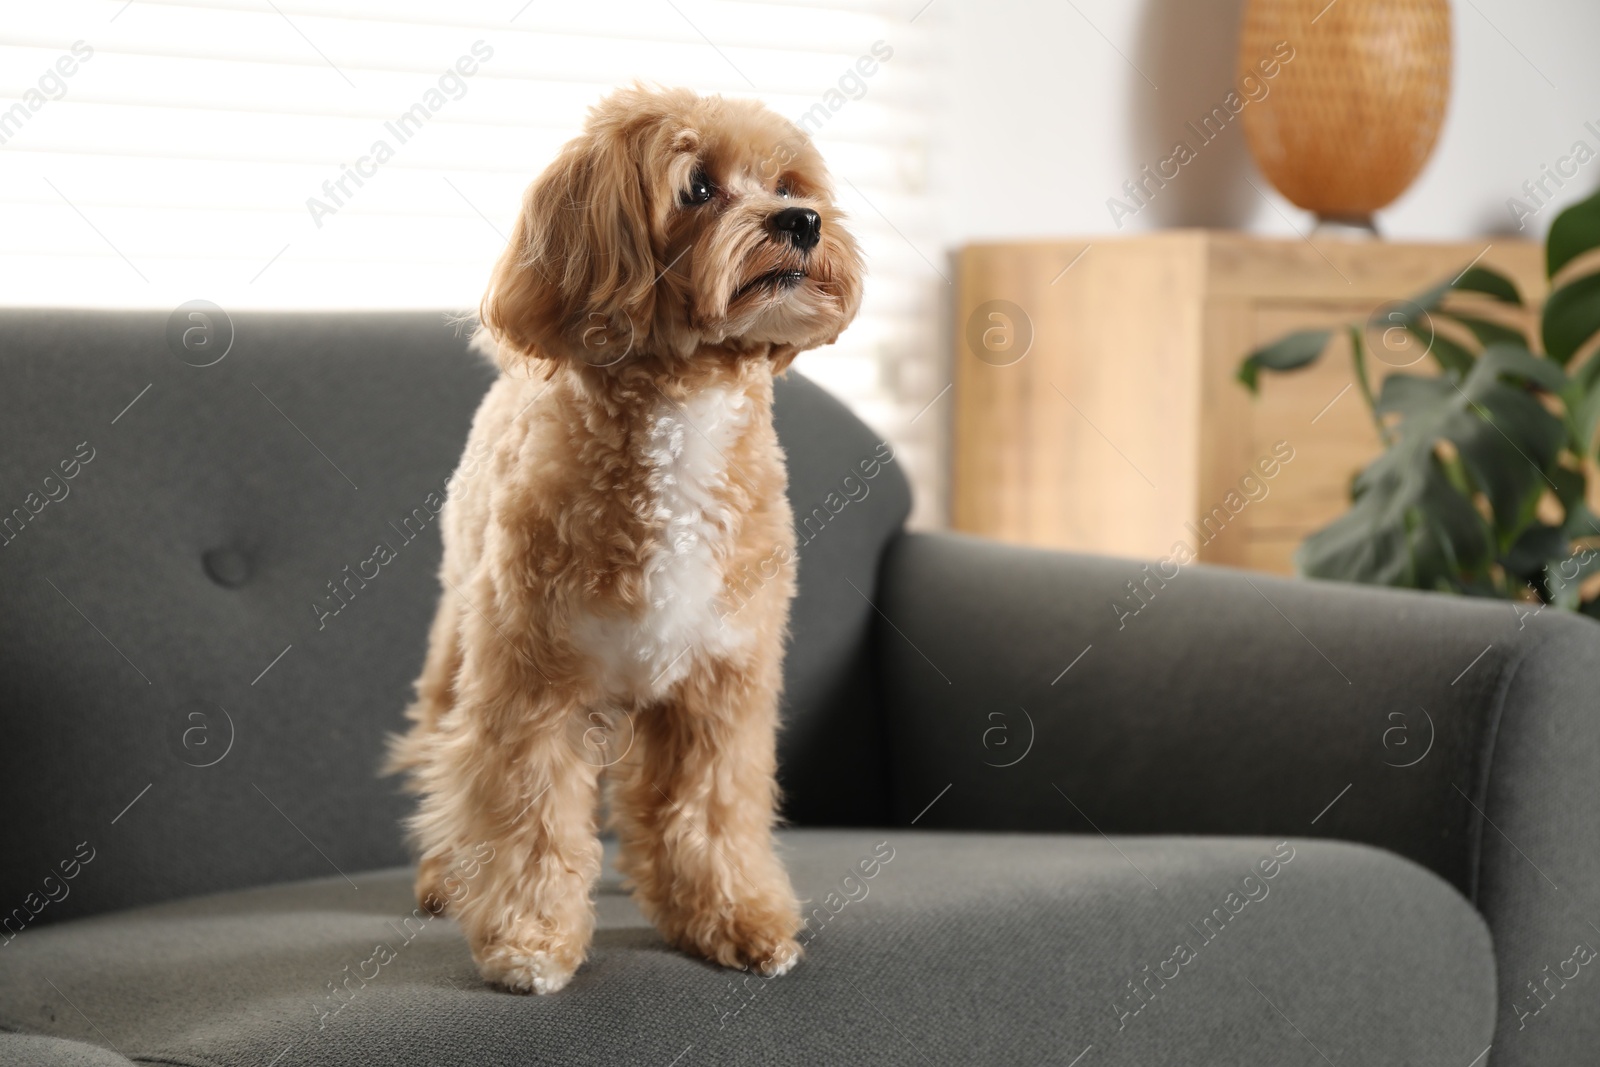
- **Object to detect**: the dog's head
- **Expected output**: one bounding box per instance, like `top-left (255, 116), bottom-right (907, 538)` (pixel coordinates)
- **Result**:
top-left (480, 86), bottom-right (864, 373)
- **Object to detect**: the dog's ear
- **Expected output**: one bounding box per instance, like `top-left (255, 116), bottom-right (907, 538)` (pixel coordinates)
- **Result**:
top-left (480, 128), bottom-right (658, 369)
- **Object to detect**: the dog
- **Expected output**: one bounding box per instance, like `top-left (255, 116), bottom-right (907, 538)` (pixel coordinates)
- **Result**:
top-left (386, 85), bottom-right (864, 994)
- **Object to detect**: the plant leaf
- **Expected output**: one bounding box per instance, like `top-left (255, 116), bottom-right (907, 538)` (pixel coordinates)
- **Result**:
top-left (1546, 544), bottom-right (1600, 610)
top-left (1412, 460), bottom-right (1496, 591)
top-left (1445, 312), bottom-right (1528, 351)
top-left (1542, 269), bottom-right (1600, 364)
top-left (1300, 344), bottom-right (1566, 586)
top-left (1297, 436), bottom-right (1490, 590)
top-left (1562, 346), bottom-right (1600, 456)
top-left (1410, 276), bottom-right (1454, 312)
top-left (1405, 264), bottom-right (1520, 314)
top-left (1547, 187), bottom-right (1600, 279)
top-left (1413, 326), bottom-right (1476, 377)
top-left (1237, 329), bottom-right (1332, 393)
top-left (1446, 347), bottom-right (1567, 539)
top-left (1550, 466), bottom-right (1596, 548)
top-left (1295, 479), bottom-right (1421, 587)
top-left (1373, 297), bottom-right (1475, 375)
top-left (1452, 265), bottom-right (1523, 305)
top-left (1376, 373), bottom-right (1453, 419)
top-left (1559, 375), bottom-right (1600, 455)
top-left (1503, 522), bottom-right (1568, 582)
top-left (1560, 496), bottom-right (1600, 545)
top-left (1475, 342), bottom-right (1568, 391)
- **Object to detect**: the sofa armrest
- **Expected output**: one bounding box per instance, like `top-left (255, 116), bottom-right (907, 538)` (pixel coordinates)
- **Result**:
top-left (875, 530), bottom-right (1600, 1061)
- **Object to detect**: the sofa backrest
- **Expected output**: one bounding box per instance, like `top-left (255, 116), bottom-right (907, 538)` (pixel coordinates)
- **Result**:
top-left (0, 309), bottom-right (909, 924)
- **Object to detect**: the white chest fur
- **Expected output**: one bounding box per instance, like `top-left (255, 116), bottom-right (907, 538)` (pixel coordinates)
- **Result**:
top-left (570, 386), bottom-right (754, 701)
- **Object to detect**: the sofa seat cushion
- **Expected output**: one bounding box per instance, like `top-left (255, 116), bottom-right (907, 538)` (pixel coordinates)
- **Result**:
top-left (0, 830), bottom-right (1493, 1067)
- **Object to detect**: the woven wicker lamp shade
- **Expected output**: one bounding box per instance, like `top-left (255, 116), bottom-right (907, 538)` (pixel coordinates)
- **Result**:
top-left (1239, 0), bottom-right (1451, 229)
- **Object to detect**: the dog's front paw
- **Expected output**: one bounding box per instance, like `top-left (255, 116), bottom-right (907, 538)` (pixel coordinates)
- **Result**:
top-left (476, 938), bottom-right (585, 995)
top-left (753, 937), bottom-right (803, 978)
top-left (670, 897), bottom-right (803, 977)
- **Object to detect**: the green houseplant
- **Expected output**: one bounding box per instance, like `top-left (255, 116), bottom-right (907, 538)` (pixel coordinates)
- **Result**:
top-left (1238, 187), bottom-right (1600, 615)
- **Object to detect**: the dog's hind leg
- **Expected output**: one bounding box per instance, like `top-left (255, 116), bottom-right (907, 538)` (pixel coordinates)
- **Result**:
top-left (385, 582), bottom-right (469, 914)
top-left (387, 582), bottom-right (465, 772)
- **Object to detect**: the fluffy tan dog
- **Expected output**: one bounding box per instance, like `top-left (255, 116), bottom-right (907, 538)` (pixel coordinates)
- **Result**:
top-left (387, 85), bottom-right (863, 994)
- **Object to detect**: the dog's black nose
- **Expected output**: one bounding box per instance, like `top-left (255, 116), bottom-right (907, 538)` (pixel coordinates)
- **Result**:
top-left (771, 206), bottom-right (821, 251)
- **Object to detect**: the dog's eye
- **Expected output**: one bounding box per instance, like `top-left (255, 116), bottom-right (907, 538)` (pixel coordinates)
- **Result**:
top-left (682, 170), bottom-right (713, 206)
top-left (775, 179), bottom-right (791, 199)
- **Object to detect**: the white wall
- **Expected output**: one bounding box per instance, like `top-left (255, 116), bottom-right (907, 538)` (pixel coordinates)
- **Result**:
top-left (931, 0), bottom-right (1600, 245)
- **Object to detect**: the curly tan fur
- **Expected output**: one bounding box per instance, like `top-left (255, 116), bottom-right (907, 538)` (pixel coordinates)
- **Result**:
top-left (385, 85), bottom-right (863, 994)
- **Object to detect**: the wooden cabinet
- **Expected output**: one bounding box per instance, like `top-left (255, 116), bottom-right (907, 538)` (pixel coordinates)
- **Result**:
top-left (952, 232), bottom-right (1543, 573)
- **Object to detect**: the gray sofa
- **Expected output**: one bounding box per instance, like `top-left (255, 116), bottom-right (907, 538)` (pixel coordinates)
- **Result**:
top-left (1, 310), bottom-right (1593, 1066)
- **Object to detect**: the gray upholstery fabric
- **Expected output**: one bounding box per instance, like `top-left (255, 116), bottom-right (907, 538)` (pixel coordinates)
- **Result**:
top-left (878, 531), bottom-right (1600, 1066)
top-left (0, 830), bottom-right (1493, 1067)
top-left (1477, 620), bottom-right (1600, 1066)
top-left (766, 365), bottom-right (910, 823)
top-left (0, 1036), bottom-right (136, 1067)
top-left (0, 310), bottom-right (908, 928)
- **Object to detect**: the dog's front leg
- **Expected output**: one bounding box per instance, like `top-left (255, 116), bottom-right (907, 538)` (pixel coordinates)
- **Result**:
top-left (611, 658), bottom-right (802, 976)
